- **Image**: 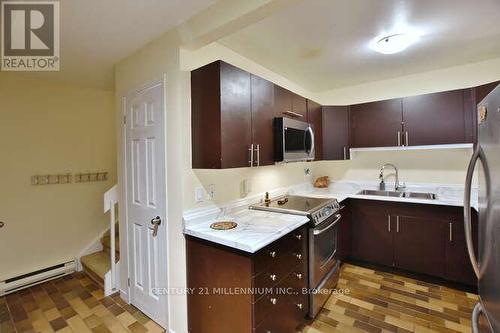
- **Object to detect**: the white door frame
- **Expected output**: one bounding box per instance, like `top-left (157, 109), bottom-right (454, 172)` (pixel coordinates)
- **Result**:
top-left (121, 76), bottom-right (170, 328)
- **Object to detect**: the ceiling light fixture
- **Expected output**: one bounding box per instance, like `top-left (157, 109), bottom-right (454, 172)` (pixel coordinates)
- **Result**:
top-left (372, 33), bottom-right (419, 55)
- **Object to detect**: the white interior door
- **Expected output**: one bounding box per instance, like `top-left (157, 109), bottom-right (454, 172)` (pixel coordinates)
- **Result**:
top-left (124, 82), bottom-right (168, 328)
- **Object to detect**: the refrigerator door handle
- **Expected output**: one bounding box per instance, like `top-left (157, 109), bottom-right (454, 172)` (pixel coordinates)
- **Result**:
top-left (472, 302), bottom-right (493, 333)
top-left (464, 147), bottom-right (480, 278)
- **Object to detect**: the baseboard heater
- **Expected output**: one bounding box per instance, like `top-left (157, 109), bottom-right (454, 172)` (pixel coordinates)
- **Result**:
top-left (0, 260), bottom-right (76, 296)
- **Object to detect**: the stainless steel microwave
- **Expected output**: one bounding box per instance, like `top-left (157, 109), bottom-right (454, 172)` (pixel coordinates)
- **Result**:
top-left (274, 117), bottom-right (315, 162)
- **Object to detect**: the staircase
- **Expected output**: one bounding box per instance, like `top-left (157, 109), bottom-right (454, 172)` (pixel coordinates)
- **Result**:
top-left (80, 185), bottom-right (120, 296)
top-left (81, 225), bottom-right (119, 287)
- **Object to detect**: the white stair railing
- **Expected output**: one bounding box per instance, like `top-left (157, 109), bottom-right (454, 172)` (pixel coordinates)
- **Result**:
top-left (104, 184), bottom-right (119, 294)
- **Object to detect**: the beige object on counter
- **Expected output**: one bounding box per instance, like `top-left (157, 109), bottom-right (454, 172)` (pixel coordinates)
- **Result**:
top-left (314, 176), bottom-right (330, 188)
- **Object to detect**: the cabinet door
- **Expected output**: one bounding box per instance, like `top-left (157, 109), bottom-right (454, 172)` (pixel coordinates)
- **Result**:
top-left (350, 200), bottom-right (393, 267)
top-left (220, 62), bottom-right (252, 168)
top-left (251, 75), bottom-right (276, 166)
top-left (446, 212), bottom-right (478, 285)
top-left (292, 93), bottom-right (308, 119)
top-left (274, 85), bottom-right (293, 119)
top-left (322, 106), bottom-right (350, 160)
top-left (394, 215), bottom-right (447, 277)
top-left (402, 90), bottom-right (468, 146)
top-left (350, 99), bottom-right (403, 148)
top-left (307, 100), bottom-right (323, 160)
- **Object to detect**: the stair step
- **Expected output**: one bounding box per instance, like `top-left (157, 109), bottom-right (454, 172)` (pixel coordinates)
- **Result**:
top-left (81, 251), bottom-right (110, 284)
top-left (101, 234), bottom-right (120, 254)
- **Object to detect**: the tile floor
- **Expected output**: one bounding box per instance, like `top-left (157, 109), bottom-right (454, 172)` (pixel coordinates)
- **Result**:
top-left (1, 264), bottom-right (478, 333)
top-left (301, 264), bottom-right (478, 333)
top-left (0, 272), bottom-right (165, 333)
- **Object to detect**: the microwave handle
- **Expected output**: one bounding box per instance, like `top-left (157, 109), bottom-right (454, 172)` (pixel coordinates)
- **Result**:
top-left (307, 126), bottom-right (315, 155)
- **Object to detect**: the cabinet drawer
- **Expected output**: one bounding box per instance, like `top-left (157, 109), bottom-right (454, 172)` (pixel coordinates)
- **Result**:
top-left (254, 226), bottom-right (307, 275)
top-left (253, 245), bottom-right (306, 292)
top-left (254, 293), bottom-right (308, 333)
top-left (253, 263), bottom-right (308, 326)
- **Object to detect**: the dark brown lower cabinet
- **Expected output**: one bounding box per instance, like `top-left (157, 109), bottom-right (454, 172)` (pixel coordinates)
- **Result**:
top-left (350, 200), bottom-right (394, 267)
top-left (186, 226), bottom-right (308, 333)
top-left (346, 199), bottom-right (478, 286)
top-left (393, 215), bottom-right (446, 277)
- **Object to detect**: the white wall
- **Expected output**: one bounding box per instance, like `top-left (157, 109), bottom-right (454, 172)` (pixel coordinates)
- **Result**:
top-left (0, 73), bottom-right (116, 281)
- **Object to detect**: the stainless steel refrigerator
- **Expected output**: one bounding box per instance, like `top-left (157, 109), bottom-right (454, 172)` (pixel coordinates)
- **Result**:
top-left (464, 84), bottom-right (500, 332)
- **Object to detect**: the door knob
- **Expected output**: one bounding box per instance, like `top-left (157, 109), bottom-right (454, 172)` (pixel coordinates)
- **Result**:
top-left (151, 216), bottom-right (161, 237)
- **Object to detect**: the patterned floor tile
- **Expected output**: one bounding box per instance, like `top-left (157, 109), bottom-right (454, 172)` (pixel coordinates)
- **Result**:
top-left (0, 273), bottom-right (164, 332)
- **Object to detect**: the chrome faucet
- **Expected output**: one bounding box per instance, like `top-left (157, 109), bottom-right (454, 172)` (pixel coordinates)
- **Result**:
top-left (379, 163), bottom-right (405, 191)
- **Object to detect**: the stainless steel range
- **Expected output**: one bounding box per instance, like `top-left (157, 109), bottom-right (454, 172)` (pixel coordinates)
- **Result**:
top-left (250, 195), bottom-right (341, 318)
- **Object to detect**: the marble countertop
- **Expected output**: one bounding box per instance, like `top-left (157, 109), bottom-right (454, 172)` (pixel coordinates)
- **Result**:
top-left (183, 181), bottom-right (478, 253)
top-left (290, 181), bottom-right (478, 210)
top-left (183, 208), bottom-right (309, 253)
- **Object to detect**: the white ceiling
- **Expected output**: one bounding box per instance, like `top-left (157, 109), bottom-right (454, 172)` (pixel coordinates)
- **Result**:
top-left (220, 0), bottom-right (500, 92)
top-left (12, 0), bottom-right (217, 89)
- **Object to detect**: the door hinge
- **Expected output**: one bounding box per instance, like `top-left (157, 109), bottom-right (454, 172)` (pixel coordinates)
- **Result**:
top-left (127, 277), bottom-right (131, 287)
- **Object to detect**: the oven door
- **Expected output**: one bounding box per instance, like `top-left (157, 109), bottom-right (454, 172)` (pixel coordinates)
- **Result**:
top-left (310, 213), bottom-right (340, 288)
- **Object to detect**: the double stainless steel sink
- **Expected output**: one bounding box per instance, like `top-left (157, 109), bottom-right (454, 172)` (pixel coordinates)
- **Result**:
top-left (357, 189), bottom-right (437, 200)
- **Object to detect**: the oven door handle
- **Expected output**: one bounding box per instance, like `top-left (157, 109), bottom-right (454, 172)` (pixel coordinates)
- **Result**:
top-left (314, 214), bottom-right (341, 235)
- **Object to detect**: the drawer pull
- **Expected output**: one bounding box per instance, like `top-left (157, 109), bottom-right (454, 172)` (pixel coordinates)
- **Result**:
top-left (294, 273), bottom-right (303, 280)
top-left (269, 274), bottom-right (277, 281)
top-left (296, 303), bottom-right (303, 310)
top-left (295, 234), bottom-right (302, 240)
top-left (270, 298), bottom-right (277, 305)
top-left (269, 251), bottom-right (276, 258)
top-left (293, 253), bottom-right (302, 260)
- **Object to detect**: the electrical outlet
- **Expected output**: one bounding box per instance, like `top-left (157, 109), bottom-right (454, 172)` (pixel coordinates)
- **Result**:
top-left (208, 184), bottom-right (215, 200)
top-left (195, 187), bottom-right (204, 203)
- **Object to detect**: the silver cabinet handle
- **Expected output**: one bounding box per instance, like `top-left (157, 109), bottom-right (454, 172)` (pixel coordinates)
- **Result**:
top-left (255, 144), bottom-right (260, 167)
top-left (248, 144), bottom-right (254, 167)
top-left (269, 274), bottom-right (277, 281)
top-left (464, 147), bottom-right (481, 278)
top-left (388, 216), bottom-right (391, 232)
top-left (295, 233), bottom-right (302, 240)
top-left (396, 216), bottom-right (400, 233)
top-left (405, 131), bottom-right (409, 146)
top-left (293, 253), bottom-right (302, 260)
top-left (283, 110), bottom-right (304, 118)
top-left (397, 131), bottom-right (401, 146)
top-left (449, 222), bottom-right (453, 242)
top-left (294, 272), bottom-right (303, 280)
top-left (343, 147), bottom-right (347, 160)
top-left (269, 251), bottom-right (276, 258)
top-left (296, 303), bottom-right (303, 310)
top-left (270, 298), bottom-right (277, 305)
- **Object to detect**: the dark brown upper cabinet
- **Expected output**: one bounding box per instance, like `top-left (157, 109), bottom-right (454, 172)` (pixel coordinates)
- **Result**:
top-left (402, 89), bottom-right (472, 146)
top-left (350, 99), bottom-right (403, 148)
top-left (274, 85), bottom-right (308, 120)
top-left (322, 106), bottom-right (350, 160)
top-left (306, 100), bottom-right (323, 160)
top-left (191, 60), bottom-right (252, 169)
top-left (251, 75), bottom-right (276, 166)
